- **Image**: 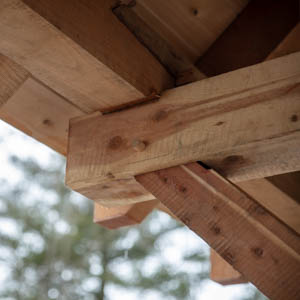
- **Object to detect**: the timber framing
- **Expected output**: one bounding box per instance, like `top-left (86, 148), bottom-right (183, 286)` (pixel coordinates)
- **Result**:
top-left (0, 1), bottom-right (299, 298)
top-left (66, 51), bottom-right (300, 205)
top-left (136, 163), bottom-right (300, 300)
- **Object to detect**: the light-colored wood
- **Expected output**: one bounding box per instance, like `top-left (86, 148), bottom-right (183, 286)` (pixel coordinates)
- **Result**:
top-left (0, 0), bottom-right (172, 114)
top-left (66, 52), bottom-right (300, 205)
top-left (94, 200), bottom-right (159, 229)
top-left (0, 54), bottom-right (84, 155)
top-left (0, 77), bottom-right (84, 156)
top-left (210, 250), bottom-right (247, 285)
top-left (0, 54), bottom-right (29, 107)
top-left (237, 179), bottom-right (300, 235)
top-left (131, 0), bottom-right (248, 63)
top-left (267, 172), bottom-right (300, 205)
top-left (267, 23), bottom-right (300, 61)
top-left (136, 163), bottom-right (300, 300)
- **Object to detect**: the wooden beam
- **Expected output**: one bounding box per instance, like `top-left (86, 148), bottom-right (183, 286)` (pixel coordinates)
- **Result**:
top-left (237, 178), bottom-right (300, 235)
top-left (93, 200), bottom-right (159, 229)
top-left (267, 23), bottom-right (300, 61)
top-left (66, 52), bottom-right (300, 206)
top-left (136, 163), bottom-right (300, 300)
top-left (196, 0), bottom-right (299, 76)
top-left (128, 0), bottom-right (249, 63)
top-left (0, 54), bottom-right (84, 155)
top-left (21, 0), bottom-right (173, 98)
top-left (0, 0), bottom-right (172, 114)
top-left (210, 250), bottom-right (247, 285)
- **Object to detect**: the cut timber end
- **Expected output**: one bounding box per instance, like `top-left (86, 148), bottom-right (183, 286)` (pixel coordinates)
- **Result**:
top-left (66, 52), bottom-right (300, 206)
top-left (94, 200), bottom-right (159, 229)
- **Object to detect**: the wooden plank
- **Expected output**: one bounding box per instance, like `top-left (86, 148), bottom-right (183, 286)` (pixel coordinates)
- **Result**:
top-left (136, 163), bottom-right (300, 300)
top-left (196, 0), bottom-right (299, 76)
top-left (130, 0), bottom-right (248, 63)
top-left (66, 52), bottom-right (300, 205)
top-left (0, 54), bottom-right (29, 106)
top-left (94, 200), bottom-right (159, 229)
top-left (210, 250), bottom-right (247, 285)
top-left (267, 23), bottom-right (300, 61)
top-left (267, 172), bottom-right (300, 205)
top-left (21, 0), bottom-right (173, 100)
top-left (0, 0), bottom-right (172, 114)
top-left (237, 179), bottom-right (300, 235)
top-left (113, 3), bottom-right (206, 86)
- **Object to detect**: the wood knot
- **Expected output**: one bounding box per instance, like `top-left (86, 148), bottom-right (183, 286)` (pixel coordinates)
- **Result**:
top-left (290, 114), bottom-right (298, 122)
top-left (224, 252), bottom-right (235, 265)
top-left (179, 186), bottom-right (187, 193)
top-left (153, 110), bottom-right (168, 122)
top-left (131, 139), bottom-right (146, 152)
top-left (252, 247), bottom-right (264, 258)
top-left (108, 136), bottom-right (123, 150)
top-left (43, 119), bottom-right (53, 126)
top-left (211, 225), bottom-right (221, 235)
top-left (192, 8), bottom-right (198, 16)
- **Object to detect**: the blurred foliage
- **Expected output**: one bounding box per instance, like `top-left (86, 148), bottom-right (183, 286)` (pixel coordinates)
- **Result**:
top-left (0, 155), bottom-right (209, 300)
top-left (0, 132), bottom-right (268, 300)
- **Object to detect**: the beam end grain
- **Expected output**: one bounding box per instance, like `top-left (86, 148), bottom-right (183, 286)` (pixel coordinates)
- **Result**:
top-left (94, 200), bottom-right (159, 229)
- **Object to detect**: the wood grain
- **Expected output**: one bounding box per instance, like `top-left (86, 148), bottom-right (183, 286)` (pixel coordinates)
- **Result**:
top-left (66, 52), bottom-right (300, 204)
top-left (0, 54), bottom-right (29, 107)
top-left (0, 0), bottom-right (172, 114)
top-left (210, 250), bottom-right (247, 285)
top-left (136, 163), bottom-right (300, 300)
top-left (197, 0), bottom-right (299, 76)
top-left (94, 200), bottom-right (159, 229)
top-left (237, 179), bottom-right (300, 235)
top-left (131, 0), bottom-right (248, 63)
top-left (22, 0), bottom-right (173, 101)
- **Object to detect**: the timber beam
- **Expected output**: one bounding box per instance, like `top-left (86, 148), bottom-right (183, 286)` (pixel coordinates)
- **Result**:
top-left (136, 163), bottom-right (300, 299)
top-left (66, 52), bottom-right (300, 206)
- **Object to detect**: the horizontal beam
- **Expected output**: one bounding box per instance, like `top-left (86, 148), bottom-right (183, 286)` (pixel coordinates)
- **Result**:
top-left (0, 0), bottom-right (172, 114)
top-left (0, 54), bottom-right (84, 155)
top-left (66, 52), bottom-right (300, 205)
top-left (136, 163), bottom-right (300, 300)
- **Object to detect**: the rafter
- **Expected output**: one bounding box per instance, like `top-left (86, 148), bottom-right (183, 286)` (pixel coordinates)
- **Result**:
top-left (136, 163), bottom-right (300, 300)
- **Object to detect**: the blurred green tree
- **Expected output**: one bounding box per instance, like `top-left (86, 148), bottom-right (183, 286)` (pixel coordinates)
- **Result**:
top-left (0, 154), bottom-right (209, 300)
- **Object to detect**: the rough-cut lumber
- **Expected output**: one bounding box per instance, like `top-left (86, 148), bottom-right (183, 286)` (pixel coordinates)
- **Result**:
top-left (210, 250), bottom-right (247, 285)
top-left (237, 179), bottom-right (300, 235)
top-left (0, 54), bottom-right (29, 106)
top-left (0, 0), bottom-right (172, 114)
top-left (267, 172), bottom-right (300, 205)
top-left (0, 54), bottom-right (84, 155)
top-left (130, 0), bottom-right (248, 63)
top-left (196, 0), bottom-right (299, 76)
top-left (267, 23), bottom-right (300, 61)
top-left (22, 0), bottom-right (173, 100)
top-left (113, 4), bottom-right (206, 86)
top-left (136, 163), bottom-right (300, 300)
top-left (66, 52), bottom-right (300, 206)
top-left (94, 200), bottom-right (159, 229)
